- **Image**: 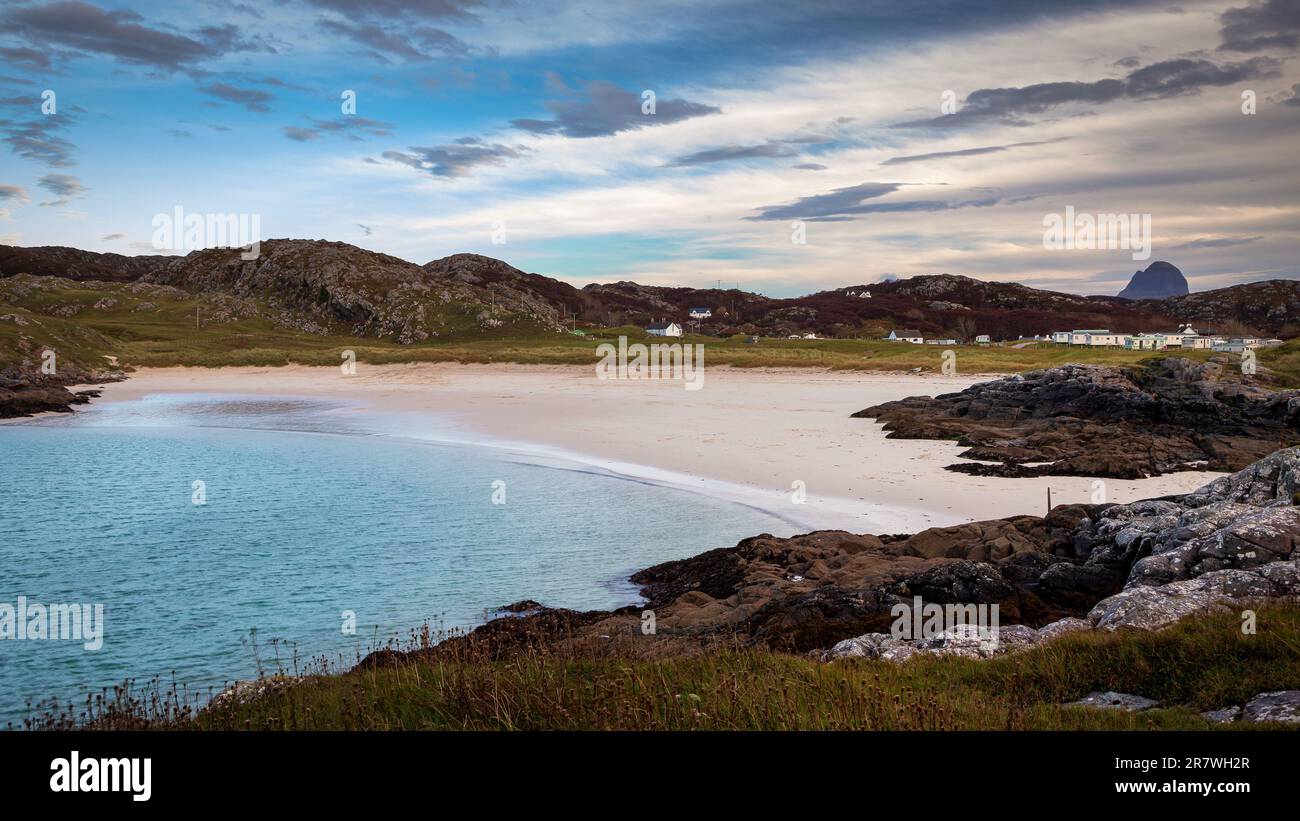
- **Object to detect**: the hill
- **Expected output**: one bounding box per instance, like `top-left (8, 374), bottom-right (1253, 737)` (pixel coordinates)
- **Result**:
top-left (2, 241), bottom-right (1298, 345)
top-left (1117, 261), bottom-right (1189, 299)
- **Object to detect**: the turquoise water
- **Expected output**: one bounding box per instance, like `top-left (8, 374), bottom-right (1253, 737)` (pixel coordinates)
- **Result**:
top-left (0, 395), bottom-right (795, 725)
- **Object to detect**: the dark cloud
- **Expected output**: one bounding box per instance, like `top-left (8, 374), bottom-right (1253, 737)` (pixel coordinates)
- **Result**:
top-left (748, 181), bottom-right (1004, 221)
top-left (169, 128), bottom-right (195, 138)
top-left (283, 126), bottom-right (320, 142)
top-left (511, 81), bottom-right (719, 138)
top-left (1172, 236), bottom-right (1264, 249)
top-left (3, 1), bottom-right (258, 70)
top-left (1219, 0), bottom-right (1300, 52)
top-left (1276, 83), bottom-right (1300, 105)
top-left (2, 116), bottom-right (78, 166)
top-left (0, 184), bottom-right (29, 203)
top-left (282, 116), bottom-right (395, 142)
top-left (747, 182), bottom-right (901, 221)
top-left (666, 142), bottom-right (798, 166)
top-left (901, 57), bottom-right (1281, 128)
top-left (0, 47), bottom-right (53, 71)
top-left (793, 163), bottom-right (827, 170)
top-left (881, 138), bottom-right (1068, 165)
top-left (382, 138), bottom-right (526, 177)
top-left (101, 232), bottom-right (125, 240)
top-left (318, 19), bottom-right (471, 61)
top-left (306, 0), bottom-right (482, 21)
top-left (200, 82), bottom-right (273, 112)
top-left (37, 172), bottom-right (86, 205)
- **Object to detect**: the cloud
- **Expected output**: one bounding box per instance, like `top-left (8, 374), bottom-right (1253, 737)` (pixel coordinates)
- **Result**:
top-left (1171, 235), bottom-right (1264, 249)
top-left (282, 116), bottom-right (395, 141)
top-left (900, 57), bottom-right (1282, 128)
top-left (101, 232), bottom-right (125, 240)
top-left (3, 1), bottom-right (257, 70)
top-left (283, 126), bottom-right (320, 142)
top-left (0, 184), bottom-right (29, 204)
top-left (1219, 0), bottom-right (1300, 52)
top-left (37, 173), bottom-right (87, 205)
top-left (200, 82), bottom-right (273, 112)
top-left (382, 138), bottom-right (526, 177)
top-left (793, 163), bottom-right (826, 170)
top-left (2, 116), bottom-right (78, 166)
top-left (511, 81), bottom-right (719, 138)
top-left (666, 142), bottom-right (798, 167)
top-left (306, 0), bottom-right (482, 21)
top-left (317, 19), bottom-right (471, 61)
top-left (881, 138), bottom-right (1069, 165)
top-left (747, 182), bottom-right (902, 221)
top-left (0, 47), bottom-right (53, 71)
top-left (748, 181), bottom-right (1004, 221)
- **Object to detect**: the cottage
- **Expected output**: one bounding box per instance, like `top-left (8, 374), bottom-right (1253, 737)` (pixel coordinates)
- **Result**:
top-left (886, 329), bottom-right (924, 344)
top-left (974, 334), bottom-right (991, 344)
top-left (688, 307), bottom-right (712, 319)
top-left (925, 338), bottom-right (958, 346)
top-left (1051, 331), bottom-right (1071, 344)
top-left (646, 321), bottom-right (683, 337)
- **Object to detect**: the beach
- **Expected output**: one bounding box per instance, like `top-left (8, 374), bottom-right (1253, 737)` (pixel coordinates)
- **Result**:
top-left (75, 363), bottom-right (1225, 534)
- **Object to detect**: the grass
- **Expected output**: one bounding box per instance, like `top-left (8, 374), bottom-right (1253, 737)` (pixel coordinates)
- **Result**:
top-left (44, 605), bottom-right (1300, 731)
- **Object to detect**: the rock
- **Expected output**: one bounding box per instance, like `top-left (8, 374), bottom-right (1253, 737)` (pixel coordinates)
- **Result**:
top-left (1117, 260), bottom-right (1189, 299)
top-left (855, 361), bottom-right (1300, 478)
top-left (1069, 691), bottom-right (1160, 711)
top-left (1088, 561), bottom-right (1300, 631)
top-left (1241, 690), bottom-right (1300, 724)
top-left (1200, 706), bottom-right (1241, 724)
top-left (1035, 616), bottom-right (1093, 642)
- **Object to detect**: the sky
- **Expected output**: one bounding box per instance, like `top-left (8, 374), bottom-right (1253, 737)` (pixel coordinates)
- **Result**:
top-left (0, 0), bottom-right (1298, 296)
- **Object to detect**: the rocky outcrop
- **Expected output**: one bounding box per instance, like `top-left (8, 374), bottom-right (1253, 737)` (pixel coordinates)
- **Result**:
top-left (1117, 261), bottom-right (1189, 300)
top-left (855, 358), bottom-right (1300, 478)
top-left (433, 449), bottom-right (1300, 668)
top-left (0, 378), bottom-right (102, 418)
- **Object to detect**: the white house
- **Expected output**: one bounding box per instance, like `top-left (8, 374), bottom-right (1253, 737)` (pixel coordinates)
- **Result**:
top-left (1051, 331), bottom-right (1071, 344)
top-left (925, 338), bottom-right (958, 346)
top-left (1125, 334), bottom-right (1166, 351)
top-left (975, 334), bottom-right (991, 344)
top-left (1070, 329), bottom-right (1111, 346)
top-left (646, 321), bottom-right (683, 337)
top-left (1214, 337), bottom-right (1261, 353)
top-left (1083, 331), bottom-right (1128, 347)
top-left (845, 290), bottom-right (872, 298)
top-left (886, 329), bottom-right (924, 344)
top-left (688, 307), bottom-right (712, 319)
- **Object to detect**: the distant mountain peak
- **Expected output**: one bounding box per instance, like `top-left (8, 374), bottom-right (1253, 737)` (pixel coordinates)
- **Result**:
top-left (1118, 261), bottom-right (1189, 300)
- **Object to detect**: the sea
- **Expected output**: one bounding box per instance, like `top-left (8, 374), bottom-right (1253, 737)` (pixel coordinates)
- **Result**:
top-left (0, 392), bottom-right (798, 726)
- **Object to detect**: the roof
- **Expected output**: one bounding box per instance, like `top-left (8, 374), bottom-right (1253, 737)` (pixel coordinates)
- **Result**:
top-left (646, 322), bottom-right (677, 330)
top-left (688, 307), bottom-right (711, 312)
top-left (892, 329), bottom-right (922, 337)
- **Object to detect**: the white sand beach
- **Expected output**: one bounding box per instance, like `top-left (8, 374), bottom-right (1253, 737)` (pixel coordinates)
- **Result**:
top-left (76, 363), bottom-right (1224, 535)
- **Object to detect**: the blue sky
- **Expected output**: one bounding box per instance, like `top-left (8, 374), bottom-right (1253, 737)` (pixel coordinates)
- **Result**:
top-left (1, 0), bottom-right (1298, 295)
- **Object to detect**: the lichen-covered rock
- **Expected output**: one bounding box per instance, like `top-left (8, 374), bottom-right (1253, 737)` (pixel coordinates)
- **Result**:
top-left (1241, 691), bottom-right (1300, 724)
top-left (1200, 706), bottom-right (1241, 724)
top-left (1069, 691), bottom-right (1160, 711)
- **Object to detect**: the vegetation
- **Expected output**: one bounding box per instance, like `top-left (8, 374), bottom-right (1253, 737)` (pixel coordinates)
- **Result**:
top-left (35, 606), bottom-right (1300, 731)
top-left (9, 278), bottom-right (1293, 382)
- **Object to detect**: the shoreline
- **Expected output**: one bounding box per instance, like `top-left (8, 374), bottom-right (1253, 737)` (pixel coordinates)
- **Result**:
top-left (11, 362), bottom-right (1230, 534)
